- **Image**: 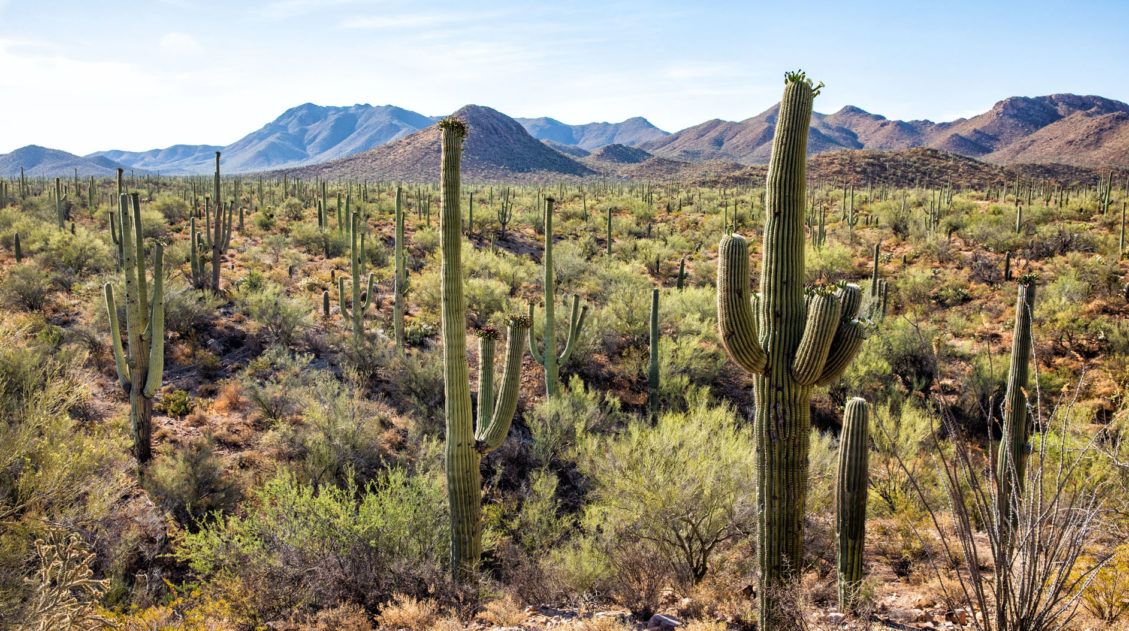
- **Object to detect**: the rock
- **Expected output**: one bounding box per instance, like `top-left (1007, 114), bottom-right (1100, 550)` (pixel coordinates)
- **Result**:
top-left (826, 611), bottom-right (846, 625)
top-left (206, 338), bottom-right (223, 354)
top-left (647, 613), bottom-right (681, 630)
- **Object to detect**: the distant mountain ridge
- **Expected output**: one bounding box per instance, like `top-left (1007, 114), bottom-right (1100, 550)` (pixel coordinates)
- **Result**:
top-left (515, 116), bottom-right (670, 150)
top-left (642, 94), bottom-right (1129, 168)
top-left (0, 145), bottom-right (134, 178)
top-left (4, 93), bottom-right (1128, 178)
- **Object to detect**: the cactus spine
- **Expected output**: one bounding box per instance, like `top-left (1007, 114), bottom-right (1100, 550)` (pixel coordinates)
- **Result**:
top-left (104, 193), bottom-right (165, 465)
top-left (529, 197), bottom-right (588, 398)
top-left (437, 118), bottom-right (529, 578)
top-left (716, 72), bottom-right (867, 627)
top-left (836, 397), bottom-right (870, 611)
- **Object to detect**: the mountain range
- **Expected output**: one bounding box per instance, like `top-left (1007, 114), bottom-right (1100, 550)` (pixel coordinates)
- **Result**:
top-left (2, 93), bottom-right (1127, 180)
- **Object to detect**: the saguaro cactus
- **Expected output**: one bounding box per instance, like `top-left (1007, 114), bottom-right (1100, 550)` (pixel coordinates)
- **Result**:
top-left (836, 397), bottom-right (870, 611)
top-left (209, 152), bottom-right (233, 291)
top-left (437, 118), bottom-right (530, 578)
top-left (104, 193), bottom-right (165, 465)
top-left (996, 275), bottom-right (1036, 535)
top-left (338, 212), bottom-right (375, 347)
top-left (716, 71), bottom-right (868, 627)
top-left (529, 197), bottom-right (588, 398)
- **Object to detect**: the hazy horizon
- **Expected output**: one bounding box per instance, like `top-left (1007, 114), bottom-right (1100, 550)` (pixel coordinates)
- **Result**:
top-left (1, 0), bottom-right (1127, 155)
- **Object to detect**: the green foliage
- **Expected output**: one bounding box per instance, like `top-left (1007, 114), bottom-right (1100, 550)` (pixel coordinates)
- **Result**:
top-left (236, 281), bottom-right (310, 348)
top-left (576, 397), bottom-right (755, 586)
top-left (527, 376), bottom-right (621, 465)
top-left (151, 194), bottom-right (192, 223)
top-left (177, 468), bottom-right (449, 617)
top-left (144, 437), bottom-right (238, 528)
top-left (0, 264), bottom-right (51, 311)
top-left (157, 389), bottom-right (194, 418)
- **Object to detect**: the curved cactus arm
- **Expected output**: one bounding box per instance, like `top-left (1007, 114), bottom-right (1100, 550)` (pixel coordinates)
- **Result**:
top-left (816, 319), bottom-right (870, 386)
top-left (338, 276), bottom-right (350, 317)
top-left (476, 317), bottom-right (529, 451)
top-left (557, 295), bottom-right (587, 365)
top-left (837, 283), bottom-right (863, 320)
top-left (716, 234), bottom-right (767, 374)
top-left (143, 244), bottom-right (165, 399)
top-left (476, 329), bottom-right (497, 430)
top-left (792, 290), bottom-right (843, 385)
top-left (103, 283), bottom-right (131, 393)
top-left (526, 302), bottom-right (545, 364)
top-left (364, 272), bottom-right (375, 311)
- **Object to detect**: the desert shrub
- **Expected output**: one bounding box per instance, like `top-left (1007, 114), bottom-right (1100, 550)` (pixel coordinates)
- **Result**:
top-left (163, 282), bottom-right (221, 337)
top-left (39, 227), bottom-right (112, 281)
top-left (254, 206), bottom-right (276, 231)
top-left (805, 241), bottom-right (853, 284)
top-left (385, 347), bottom-right (445, 436)
top-left (376, 594), bottom-right (439, 630)
top-left (1027, 226), bottom-right (1096, 259)
top-left (0, 264), bottom-right (51, 311)
top-left (279, 197), bottom-right (304, 221)
top-left (576, 397), bottom-right (755, 588)
top-left (509, 468), bottom-right (573, 556)
top-left (1076, 543), bottom-right (1129, 625)
top-left (144, 437), bottom-right (238, 529)
top-left (237, 282), bottom-right (310, 348)
top-left (268, 373), bottom-right (389, 487)
top-left (240, 347), bottom-right (315, 423)
top-left (527, 376), bottom-right (621, 465)
top-left (178, 467), bottom-right (449, 617)
top-left (151, 194), bottom-right (192, 223)
top-left (0, 332), bottom-right (128, 617)
top-left (413, 227), bottom-right (440, 254)
top-left (806, 428), bottom-right (839, 518)
top-left (290, 222), bottom-right (347, 258)
top-left (157, 389), bottom-right (194, 418)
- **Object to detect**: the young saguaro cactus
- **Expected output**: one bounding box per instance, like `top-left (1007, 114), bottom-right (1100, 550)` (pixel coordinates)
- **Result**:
top-left (836, 397), bottom-right (870, 611)
top-left (996, 275), bottom-right (1036, 540)
top-left (437, 118), bottom-right (530, 578)
top-left (715, 71), bottom-right (868, 627)
top-left (104, 193), bottom-right (165, 465)
top-left (529, 197), bottom-right (588, 398)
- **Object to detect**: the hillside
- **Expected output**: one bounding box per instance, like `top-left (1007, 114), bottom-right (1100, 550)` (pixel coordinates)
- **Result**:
top-left (0, 145), bottom-right (132, 177)
top-left (588, 143), bottom-right (652, 164)
top-left (642, 94), bottom-right (1129, 168)
top-left (93, 104), bottom-right (436, 174)
top-left (516, 116), bottom-right (669, 149)
top-left (288, 105), bottom-right (597, 182)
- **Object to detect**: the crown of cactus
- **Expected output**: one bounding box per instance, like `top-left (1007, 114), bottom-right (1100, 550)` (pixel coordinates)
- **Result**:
top-left (437, 118), bottom-right (529, 578)
top-left (529, 197), bottom-right (588, 398)
top-left (836, 397), bottom-right (870, 611)
top-left (997, 275), bottom-right (1036, 544)
top-left (104, 193), bottom-right (165, 465)
top-left (715, 71), bottom-right (867, 627)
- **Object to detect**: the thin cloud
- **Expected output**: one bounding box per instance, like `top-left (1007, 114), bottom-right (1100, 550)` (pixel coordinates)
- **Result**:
top-left (159, 32), bottom-right (202, 55)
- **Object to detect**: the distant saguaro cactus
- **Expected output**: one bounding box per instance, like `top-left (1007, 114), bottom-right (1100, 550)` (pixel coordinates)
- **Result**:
top-left (716, 71), bottom-right (868, 628)
top-left (529, 197), bottom-right (587, 398)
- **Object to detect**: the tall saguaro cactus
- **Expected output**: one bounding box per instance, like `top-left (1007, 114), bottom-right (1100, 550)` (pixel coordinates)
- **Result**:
top-left (648, 288), bottom-right (660, 418)
top-left (104, 193), bottom-right (165, 465)
top-left (529, 197), bottom-right (588, 398)
top-left (836, 397), bottom-right (870, 611)
top-left (437, 119), bottom-right (530, 578)
top-left (715, 71), bottom-right (868, 627)
top-left (209, 152), bottom-right (232, 292)
top-left (338, 212), bottom-right (375, 348)
top-left (394, 185), bottom-right (407, 351)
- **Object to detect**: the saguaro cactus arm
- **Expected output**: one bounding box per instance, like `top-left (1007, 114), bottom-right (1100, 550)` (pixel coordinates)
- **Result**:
top-left (104, 283), bottom-right (130, 393)
top-left (475, 316), bottom-right (530, 451)
top-left (557, 294), bottom-right (588, 365)
top-left (527, 302), bottom-right (546, 364)
top-left (791, 289), bottom-right (843, 385)
top-left (143, 244), bottom-right (165, 399)
top-left (716, 234), bottom-right (766, 374)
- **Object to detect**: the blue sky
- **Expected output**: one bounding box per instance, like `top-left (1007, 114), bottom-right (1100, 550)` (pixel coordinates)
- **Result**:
top-left (1, 0), bottom-right (1127, 154)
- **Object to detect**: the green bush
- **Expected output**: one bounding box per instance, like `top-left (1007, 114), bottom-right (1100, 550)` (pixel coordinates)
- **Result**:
top-left (151, 194), bottom-right (192, 223)
top-left (157, 389), bottom-right (194, 418)
top-left (177, 468), bottom-right (449, 616)
top-left (0, 265), bottom-right (51, 311)
top-left (575, 397), bottom-right (755, 587)
top-left (237, 282), bottom-right (310, 348)
top-left (163, 281), bottom-right (221, 337)
top-left (143, 437), bottom-right (237, 528)
top-left (527, 376), bottom-right (621, 465)
top-left (290, 223), bottom-right (347, 258)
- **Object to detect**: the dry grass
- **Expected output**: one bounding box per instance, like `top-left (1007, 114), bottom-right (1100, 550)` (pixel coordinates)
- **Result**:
top-left (375, 594), bottom-right (439, 630)
top-left (475, 592), bottom-right (529, 627)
